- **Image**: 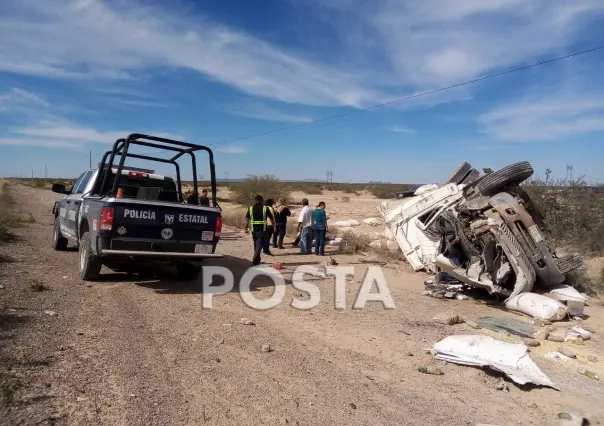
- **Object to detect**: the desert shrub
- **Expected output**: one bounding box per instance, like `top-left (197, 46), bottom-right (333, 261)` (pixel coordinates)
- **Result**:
top-left (0, 181), bottom-right (16, 241)
top-left (340, 196), bottom-right (350, 203)
top-left (338, 231), bottom-right (370, 254)
top-left (523, 177), bottom-right (604, 255)
top-left (231, 175), bottom-right (291, 206)
top-left (303, 185), bottom-right (323, 195)
top-left (342, 186), bottom-right (356, 194)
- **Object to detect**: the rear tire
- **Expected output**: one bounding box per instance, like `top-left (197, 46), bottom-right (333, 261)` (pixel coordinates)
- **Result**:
top-left (474, 161), bottom-right (534, 196)
top-left (176, 262), bottom-right (202, 281)
top-left (79, 231), bottom-right (102, 281)
top-left (52, 218), bottom-right (68, 251)
top-left (445, 162), bottom-right (472, 185)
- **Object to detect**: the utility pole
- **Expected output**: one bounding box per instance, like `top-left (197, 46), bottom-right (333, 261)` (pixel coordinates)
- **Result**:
top-left (45, 165), bottom-right (47, 180)
top-left (89, 150), bottom-right (92, 169)
top-left (31, 169), bottom-right (34, 181)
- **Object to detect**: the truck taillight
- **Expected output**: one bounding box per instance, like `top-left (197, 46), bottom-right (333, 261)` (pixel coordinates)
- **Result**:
top-left (215, 215), bottom-right (222, 237)
top-left (129, 171), bottom-right (149, 179)
top-left (99, 207), bottom-right (114, 231)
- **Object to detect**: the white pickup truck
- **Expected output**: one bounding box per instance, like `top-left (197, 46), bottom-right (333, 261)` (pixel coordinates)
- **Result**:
top-left (378, 161), bottom-right (583, 300)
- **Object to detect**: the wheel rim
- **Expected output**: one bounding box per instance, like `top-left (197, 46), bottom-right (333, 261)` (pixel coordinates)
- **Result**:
top-left (80, 243), bottom-right (86, 271)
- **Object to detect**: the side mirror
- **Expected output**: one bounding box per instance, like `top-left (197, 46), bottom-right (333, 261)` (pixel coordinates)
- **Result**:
top-left (51, 183), bottom-right (67, 194)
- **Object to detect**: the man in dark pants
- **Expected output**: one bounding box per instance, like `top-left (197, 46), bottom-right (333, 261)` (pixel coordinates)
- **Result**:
top-left (245, 195), bottom-right (276, 266)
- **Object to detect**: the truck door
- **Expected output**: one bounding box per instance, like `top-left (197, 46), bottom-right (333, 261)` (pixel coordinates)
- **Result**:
top-left (65, 171), bottom-right (93, 238)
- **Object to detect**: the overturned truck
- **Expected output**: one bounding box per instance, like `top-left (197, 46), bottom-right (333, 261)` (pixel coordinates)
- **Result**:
top-left (378, 161), bottom-right (583, 300)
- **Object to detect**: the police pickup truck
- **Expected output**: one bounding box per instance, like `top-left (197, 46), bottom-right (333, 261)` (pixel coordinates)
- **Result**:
top-left (51, 134), bottom-right (223, 281)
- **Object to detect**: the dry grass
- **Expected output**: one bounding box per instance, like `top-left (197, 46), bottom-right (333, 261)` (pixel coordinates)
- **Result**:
top-left (524, 178), bottom-right (604, 255)
top-left (0, 181), bottom-right (17, 241)
top-left (338, 231), bottom-right (371, 254)
top-left (221, 208), bottom-right (248, 230)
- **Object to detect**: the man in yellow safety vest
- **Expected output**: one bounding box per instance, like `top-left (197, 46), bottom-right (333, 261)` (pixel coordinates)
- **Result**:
top-left (245, 194), bottom-right (277, 265)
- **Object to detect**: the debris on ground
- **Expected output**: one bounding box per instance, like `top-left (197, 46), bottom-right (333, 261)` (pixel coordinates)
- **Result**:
top-left (546, 328), bottom-right (567, 342)
top-left (433, 312), bottom-right (464, 325)
top-left (558, 347), bottom-right (577, 359)
top-left (465, 320), bottom-right (480, 330)
top-left (261, 344), bottom-right (274, 353)
top-left (533, 329), bottom-right (549, 340)
top-left (588, 356), bottom-right (598, 363)
top-left (547, 284), bottom-right (587, 317)
top-left (523, 338), bottom-right (540, 347)
top-left (240, 318), bottom-right (255, 326)
top-left (558, 412), bottom-right (589, 426)
top-left (577, 367), bottom-right (599, 380)
top-left (495, 378), bottom-right (510, 392)
top-left (475, 316), bottom-right (535, 338)
top-left (505, 293), bottom-right (567, 321)
top-left (432, 335), bottom-right (558, 389)
top-left (571, 325), bottom-right (593, 340)
top-left (423, 279), bottom-right (472, 300)
top-left (418, 366), bottom-right (444, 375)
top-left (43, 310), bottom-right (57, 316)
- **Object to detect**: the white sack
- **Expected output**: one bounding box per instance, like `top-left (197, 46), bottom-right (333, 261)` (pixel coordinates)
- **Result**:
top-left (414, 184), bottom-right (439, 195)
top-left (433, 335), bottom-right (557, 389)
top-left (548, 285), bottom-right (587, 303)
top-left (505, 293), bottom-right (567, 321)
top-left (362, 217), bottom-right (382, 226)
top-left (333, 219), bottom-right (360, 227)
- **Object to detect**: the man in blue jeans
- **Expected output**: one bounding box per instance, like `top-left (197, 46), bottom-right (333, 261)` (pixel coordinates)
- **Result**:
top-left (312, 201), bottom-right (328, 256)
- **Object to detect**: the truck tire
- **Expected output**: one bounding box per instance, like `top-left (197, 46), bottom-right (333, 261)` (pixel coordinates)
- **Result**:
top-left (52, 218), bottom-right (68, 250)
top-left (78, 232), bottom-right (102, 281)
top-left (469, 161), bottom-right (534, 197)
top-left (445, 162), bottom-right (472, 185)
top-left (176, 263), bottom-right (202, 281)
top-left (556, 253), bottom-right (583, 275)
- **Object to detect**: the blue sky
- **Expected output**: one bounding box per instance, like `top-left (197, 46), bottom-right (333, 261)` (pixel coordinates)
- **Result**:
top-left (1, 0), bottom-right (604, 184)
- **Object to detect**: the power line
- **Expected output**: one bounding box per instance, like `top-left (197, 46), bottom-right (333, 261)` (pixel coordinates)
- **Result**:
top-left (96, 44), bottom-right (604, 157)
top-left (204, 44), bottom-right (604, 147)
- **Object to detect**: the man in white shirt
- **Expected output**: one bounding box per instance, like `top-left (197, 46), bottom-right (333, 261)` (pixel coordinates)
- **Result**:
top-left (297, 198), bottom-right (314, 254)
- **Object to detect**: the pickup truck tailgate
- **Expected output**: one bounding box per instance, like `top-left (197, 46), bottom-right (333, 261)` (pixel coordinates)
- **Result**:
top-left (109, 203), bottom-right (220, 252)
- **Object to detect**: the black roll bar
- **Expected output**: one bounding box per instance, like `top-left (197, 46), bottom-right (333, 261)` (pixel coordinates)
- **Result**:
top-left (97, 133), bottom-right (218, 207)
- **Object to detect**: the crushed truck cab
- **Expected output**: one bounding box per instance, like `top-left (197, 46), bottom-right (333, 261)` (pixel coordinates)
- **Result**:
top-left (51, 133), bottom-right (223, 281)
top-left (378, 161), bottom-right (582, 300)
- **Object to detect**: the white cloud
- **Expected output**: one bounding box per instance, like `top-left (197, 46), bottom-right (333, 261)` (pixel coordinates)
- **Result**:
top-left (215, 144), bottom-right (249, 154)
top-left (1, 0), bottom-right (602, 111)
top-left (224, 102), bottom-right (313, 123)
top-left (0, 88), bottom-right (48, 111)
top-left (479, 92), bottom-right (604, 141)
top-left (388, 125), bottom-right (416, 134)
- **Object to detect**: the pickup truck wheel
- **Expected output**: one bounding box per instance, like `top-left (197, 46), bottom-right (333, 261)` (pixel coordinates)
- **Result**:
top-left (176, 263), bottom-right (202, 281)
top-left (474, 161), bottom-right (534, 196)
top-left (445, 162), bottom-right (472, 185)
top-left (52, 218), bottom-right (68, 250)
top-left (79, 232), bottom-right (102, 281)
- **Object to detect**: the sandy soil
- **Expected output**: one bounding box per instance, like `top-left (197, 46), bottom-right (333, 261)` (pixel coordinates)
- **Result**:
top-left (1, 184), bottom-right (604, 426)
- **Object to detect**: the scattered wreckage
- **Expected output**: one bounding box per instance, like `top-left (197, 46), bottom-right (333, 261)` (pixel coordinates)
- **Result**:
top-left (378, 161), bottom-right (584, 301)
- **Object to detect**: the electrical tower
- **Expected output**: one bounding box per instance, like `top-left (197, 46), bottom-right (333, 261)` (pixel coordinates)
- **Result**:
top-left (565, 164), bottom-right (574, 183)
top-left (326, 170), bottom-right (333, 183)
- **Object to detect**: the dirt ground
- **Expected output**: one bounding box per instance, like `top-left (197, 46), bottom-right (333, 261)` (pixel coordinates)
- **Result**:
top-left (1, 184), bottom-right (604, 426)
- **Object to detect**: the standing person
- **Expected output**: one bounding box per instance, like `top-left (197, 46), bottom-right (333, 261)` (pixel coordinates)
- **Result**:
top-left (245, 195), bottom-right (276, 266)
top-left (263, 199), bottom-right (276, 255)
top-left (199, 188), bottom-right (210, 206)
top-left (313, 201), bottom-right (328, 256)
top-left (272, 198), bottom-right (291, 249)
top-left (297, 198), bottom-right (313, 254)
